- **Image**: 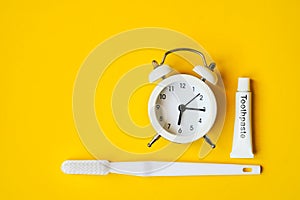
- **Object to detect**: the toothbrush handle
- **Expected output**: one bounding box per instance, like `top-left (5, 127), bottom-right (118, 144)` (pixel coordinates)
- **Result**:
top-left (110, 161), bottom-right (261, 176)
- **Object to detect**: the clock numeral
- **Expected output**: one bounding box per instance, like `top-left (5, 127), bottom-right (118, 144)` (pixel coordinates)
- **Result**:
top-left (199, 94), bottom-right (203, 101)
top-left (190, 125), bottom-right (194, 131)
top-left (179, 83), bottom-right (186, 89)
top-left (199, 118), bottom-right (202, 123)
top-left (192, 86), bottom-right (195, 92)
top-left (168, 86), bottom-right (174, 92)
top-left (159, 93), bottom-right (166, 100)
top-left (156, 105), bottom-right (160, 109)
top-left (159, 116), bottom-right (163, 121)
top-left (178, 128), bottom-right (182, 134)
top-left (167, 123), bottom-right (171, 129)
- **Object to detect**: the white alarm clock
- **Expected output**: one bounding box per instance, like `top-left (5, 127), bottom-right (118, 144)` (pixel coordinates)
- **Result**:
top-left (147, 48), bottom-right (218, 148)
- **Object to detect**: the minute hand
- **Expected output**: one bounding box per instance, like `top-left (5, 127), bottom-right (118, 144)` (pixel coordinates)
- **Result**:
top-left (185, 107), bottom-right (206, 112)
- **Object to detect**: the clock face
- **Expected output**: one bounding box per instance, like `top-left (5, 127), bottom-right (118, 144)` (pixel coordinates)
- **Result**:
top-left (148, 74), bottom-right (217, 143)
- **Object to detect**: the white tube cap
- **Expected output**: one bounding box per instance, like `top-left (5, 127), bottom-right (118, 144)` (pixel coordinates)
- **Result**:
top-left (238, 77), bottom-right (250, 92)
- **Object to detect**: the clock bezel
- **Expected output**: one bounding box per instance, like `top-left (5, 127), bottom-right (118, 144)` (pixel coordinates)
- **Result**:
top-left (148, 74), bottom-right (217, 143)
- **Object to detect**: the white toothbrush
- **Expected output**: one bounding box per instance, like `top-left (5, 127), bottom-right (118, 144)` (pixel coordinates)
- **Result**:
top-left (61, 160), bottom-right (261, 176)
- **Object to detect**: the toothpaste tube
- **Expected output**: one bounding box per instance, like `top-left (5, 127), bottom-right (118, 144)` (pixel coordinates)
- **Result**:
top-left (230, 77), bottom-right (254, 158)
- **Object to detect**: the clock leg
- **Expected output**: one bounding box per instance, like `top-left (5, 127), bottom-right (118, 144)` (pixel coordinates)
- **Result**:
top-left (203, 135), bottom-right (216, 149)
top-left (147, 134), bottom-right (161, 147)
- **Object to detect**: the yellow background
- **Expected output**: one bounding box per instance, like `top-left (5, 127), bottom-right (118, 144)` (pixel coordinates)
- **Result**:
top-left (1, 0), bottom-right (300, 199)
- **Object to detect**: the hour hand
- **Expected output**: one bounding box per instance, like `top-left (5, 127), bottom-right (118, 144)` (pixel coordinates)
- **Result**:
top-left (177, 111), bottom-right (183, 125)
top-left (185, 107), bottom-right (206, 112)
top-left (177, 104), bottom-right (185, 125)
